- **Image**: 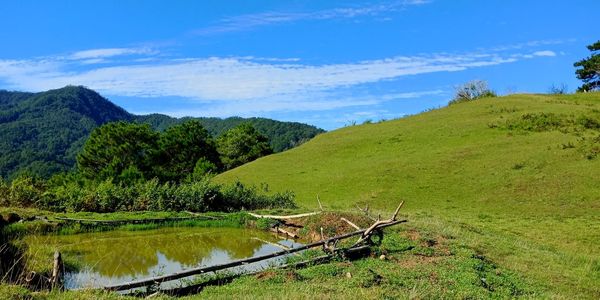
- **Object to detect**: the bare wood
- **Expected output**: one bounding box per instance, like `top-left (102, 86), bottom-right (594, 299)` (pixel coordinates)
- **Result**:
top-left (340, 217), bottom-right (361, 230)
top-left (50, 251), bottom-right (63, 290)
top-left (105, 219), bottom-right (407, 291)
top-left (355, 204), bottom-right (376, 221)
top-left (353, 201), bottom-right (404, 247)
top-left (153, 245), bottom-right (370, 296)
top-left (248, 211), bottom-right (321, 220)
top-left (317, 195), bottom-right (324, 211)
top-left (272, 227), bottom-right (299, 239)
top-left (251, 237), bottom-right (292, 251)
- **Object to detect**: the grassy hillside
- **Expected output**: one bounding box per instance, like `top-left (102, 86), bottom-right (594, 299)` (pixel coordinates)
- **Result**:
top-left (217, 93), bottom-right (600, 297)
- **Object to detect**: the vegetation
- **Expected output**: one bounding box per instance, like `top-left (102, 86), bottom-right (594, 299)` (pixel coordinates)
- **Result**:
top-left (217, 123), bottom-right (273, 170)
top-left (0, 176), bottom-right (295, 213)
top-left (137, 114), bottom-right (325, 152)
top-left (0, 86), bottom-right (324, 180)
top-left (574, 40), bottom-right (600, 92)
top-left (216, 93), bottom-right (600, 298)
top-left (448, 80), bottom-right (496, 105)
top-left (77, 122), bottom-right (159, 183)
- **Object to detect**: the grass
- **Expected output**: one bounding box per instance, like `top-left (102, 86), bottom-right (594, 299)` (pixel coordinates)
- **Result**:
top-left (215, 93), bottom-right (600, 298)
top-left (2, 93), bottom-right (599, 298)
top-left (0, 222), bottom-right (545, 299)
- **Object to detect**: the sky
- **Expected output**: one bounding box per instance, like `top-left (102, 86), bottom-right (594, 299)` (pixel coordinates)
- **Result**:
top-left (0, 1), bottom-right (598, 130)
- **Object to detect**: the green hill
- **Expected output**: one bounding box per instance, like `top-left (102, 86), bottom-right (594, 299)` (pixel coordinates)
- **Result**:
top-left (216, 93), bottom-right (600, 297)
top-left (0, 86), bottom-right (324, 179)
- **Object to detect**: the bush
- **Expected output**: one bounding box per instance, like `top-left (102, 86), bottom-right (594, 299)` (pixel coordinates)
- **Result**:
top-left (449, 80), bottom-right (496, 105)
top-left (7, 176), bottom-right (44, 207)
top-left (3, 175), bottom-right (296, 213)
top-left (548, 83), bottom-right (568, 95)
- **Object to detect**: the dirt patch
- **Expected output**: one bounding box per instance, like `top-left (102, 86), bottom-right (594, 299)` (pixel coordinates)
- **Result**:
top-left (255, 270), bottom-right (278, 281)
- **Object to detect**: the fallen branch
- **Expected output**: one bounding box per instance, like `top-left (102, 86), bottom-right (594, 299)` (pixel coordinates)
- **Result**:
top-left (248, 212), bottom-right (321, 220)
top-left (317, 195), bottom-right (324, 211)
top-left (355, 204), bottom-right (377, 221)
top-left (155, 245), bottom-right (370, 297)
top-left (271, 227), bottom-right (299, 239)
top-left (104, 219), bottom-right (406, 291)
top-left (340, 217), bottom-right (361, 230)
top-left (251, 237), bottom-right (292, 251)
top-left (353, 201), bottom-right (404, 247)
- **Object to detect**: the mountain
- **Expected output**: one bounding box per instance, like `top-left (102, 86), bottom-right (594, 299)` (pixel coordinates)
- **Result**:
top-left (215, 93), bottom-right (600, 297)
top-left (135, 115), bottom-right (322, 152)
top-left (0, 86), bottom-right (324, 179)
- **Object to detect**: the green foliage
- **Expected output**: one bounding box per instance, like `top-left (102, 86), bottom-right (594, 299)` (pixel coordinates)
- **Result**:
top-left (0, 86), bottom-right (132, 180)
top-left (6, 175), bottom-right (44, 207)
top-left (155, 120), bottom-right (221, 181)
top-left (77, 121), bottom-right (159, 183)
top-left (138, 115), bottom-right (325, 153)
top-left (217, 123), bottom-right (274, 170)
top-left (0, 86), bottom-right (324, 180)
top-left (4, 175), bottom-right (295, 213)
top-left (574, 40), bottom-right (600, 92)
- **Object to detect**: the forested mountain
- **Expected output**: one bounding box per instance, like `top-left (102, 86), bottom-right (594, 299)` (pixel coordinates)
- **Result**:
top-left (0, 86), bottom-right (324, 179)
top-left (136, 115), bottom-right (322, 152)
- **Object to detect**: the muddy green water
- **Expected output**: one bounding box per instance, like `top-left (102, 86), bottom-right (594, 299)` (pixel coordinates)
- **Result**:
top-left (25, 227), bottom-right (301, 290)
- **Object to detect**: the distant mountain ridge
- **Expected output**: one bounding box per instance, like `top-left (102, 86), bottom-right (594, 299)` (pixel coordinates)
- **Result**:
top-left (0, 86), bottom-right (324, 179)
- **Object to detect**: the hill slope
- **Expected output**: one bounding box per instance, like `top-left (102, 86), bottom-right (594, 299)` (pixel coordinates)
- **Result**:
top-left (0, 86), bottom-right (324, 179)
top-left (216, 93), bottom-right (600, 297)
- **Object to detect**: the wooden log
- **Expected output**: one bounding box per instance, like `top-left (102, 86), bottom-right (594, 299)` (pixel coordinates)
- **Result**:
top-left (248, 211), bottom-right (321, 220)
top-left (104, 219), bottom-right (407, 291)
top-left (154, 245), bottom-right (370, 297)
top-left (50, 251), bottom-right (63, 290)
top-left (272, 227), bottom-right (299, 239)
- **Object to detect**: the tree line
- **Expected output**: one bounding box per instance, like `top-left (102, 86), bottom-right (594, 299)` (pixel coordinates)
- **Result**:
top-left (77, 120), bottom-right (272, 184)
top-left (0, 120), bottom-right (295, 213)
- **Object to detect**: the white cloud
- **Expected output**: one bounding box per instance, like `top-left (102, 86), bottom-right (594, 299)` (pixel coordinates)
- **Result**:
top-left (532, 50), bottom-right (557, 57)
top-left (0, 52), bottom-right (519, 101)
top-left (192, 0), bottom-right (430, 35)
top-left (70, 47), bottom-right (156, 60)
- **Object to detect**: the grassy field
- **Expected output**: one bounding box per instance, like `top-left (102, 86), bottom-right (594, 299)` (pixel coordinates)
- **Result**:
top-left (1, 93), bottom-right (598, 299)
top-left (216, 93), bottom-right (600, 298)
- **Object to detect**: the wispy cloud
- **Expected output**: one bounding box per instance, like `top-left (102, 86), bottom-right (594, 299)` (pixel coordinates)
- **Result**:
top-left (69, 47), bottom-right (156, 60)
top-left (0, 51), bottom-right (527, 101)
top-left (192, 0), bottom-right (430, 36)
top-left (0, 44), bottom-right (556, 118)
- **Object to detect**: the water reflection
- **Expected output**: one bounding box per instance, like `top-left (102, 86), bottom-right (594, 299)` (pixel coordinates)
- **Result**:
top-left (26, 227), bottom-right (301, 289)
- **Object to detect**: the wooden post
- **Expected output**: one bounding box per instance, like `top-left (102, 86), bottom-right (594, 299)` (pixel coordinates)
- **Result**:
top-left (50, 251), bottom-right (64, 290)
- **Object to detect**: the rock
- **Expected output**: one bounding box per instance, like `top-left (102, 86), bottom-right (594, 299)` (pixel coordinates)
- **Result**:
top-left (345, 272), bottom-right (352, 279)
top-left (379, 254), bottom-right (386, 260)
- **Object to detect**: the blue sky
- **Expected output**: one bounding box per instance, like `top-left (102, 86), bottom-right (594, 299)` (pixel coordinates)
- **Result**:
top-left (0, 0), bottom-right (597, 129)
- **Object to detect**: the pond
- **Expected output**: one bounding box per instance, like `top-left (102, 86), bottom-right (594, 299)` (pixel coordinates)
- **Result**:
top-left (25, 227), bottom-right (302, 290)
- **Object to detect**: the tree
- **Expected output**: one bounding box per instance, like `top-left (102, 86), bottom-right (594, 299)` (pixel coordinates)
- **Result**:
top-left (217, 123), bottom-right (273, 170)
top-left (77, 122), bottom-right (159, 182)
top-left (448, 80), bottom-right (496, 105)
top-left (155, 120), bottom-right (220, 181)
top-left (574, 40), bottom-right (600, 92)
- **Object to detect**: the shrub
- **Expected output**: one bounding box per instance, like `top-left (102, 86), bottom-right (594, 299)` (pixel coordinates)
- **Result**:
top-left (548, 83), bottom-right (568, 95)
top-left (449, 80), bottom-right (496, 105)
top-left (8, 176), bottom-right (44, 207)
